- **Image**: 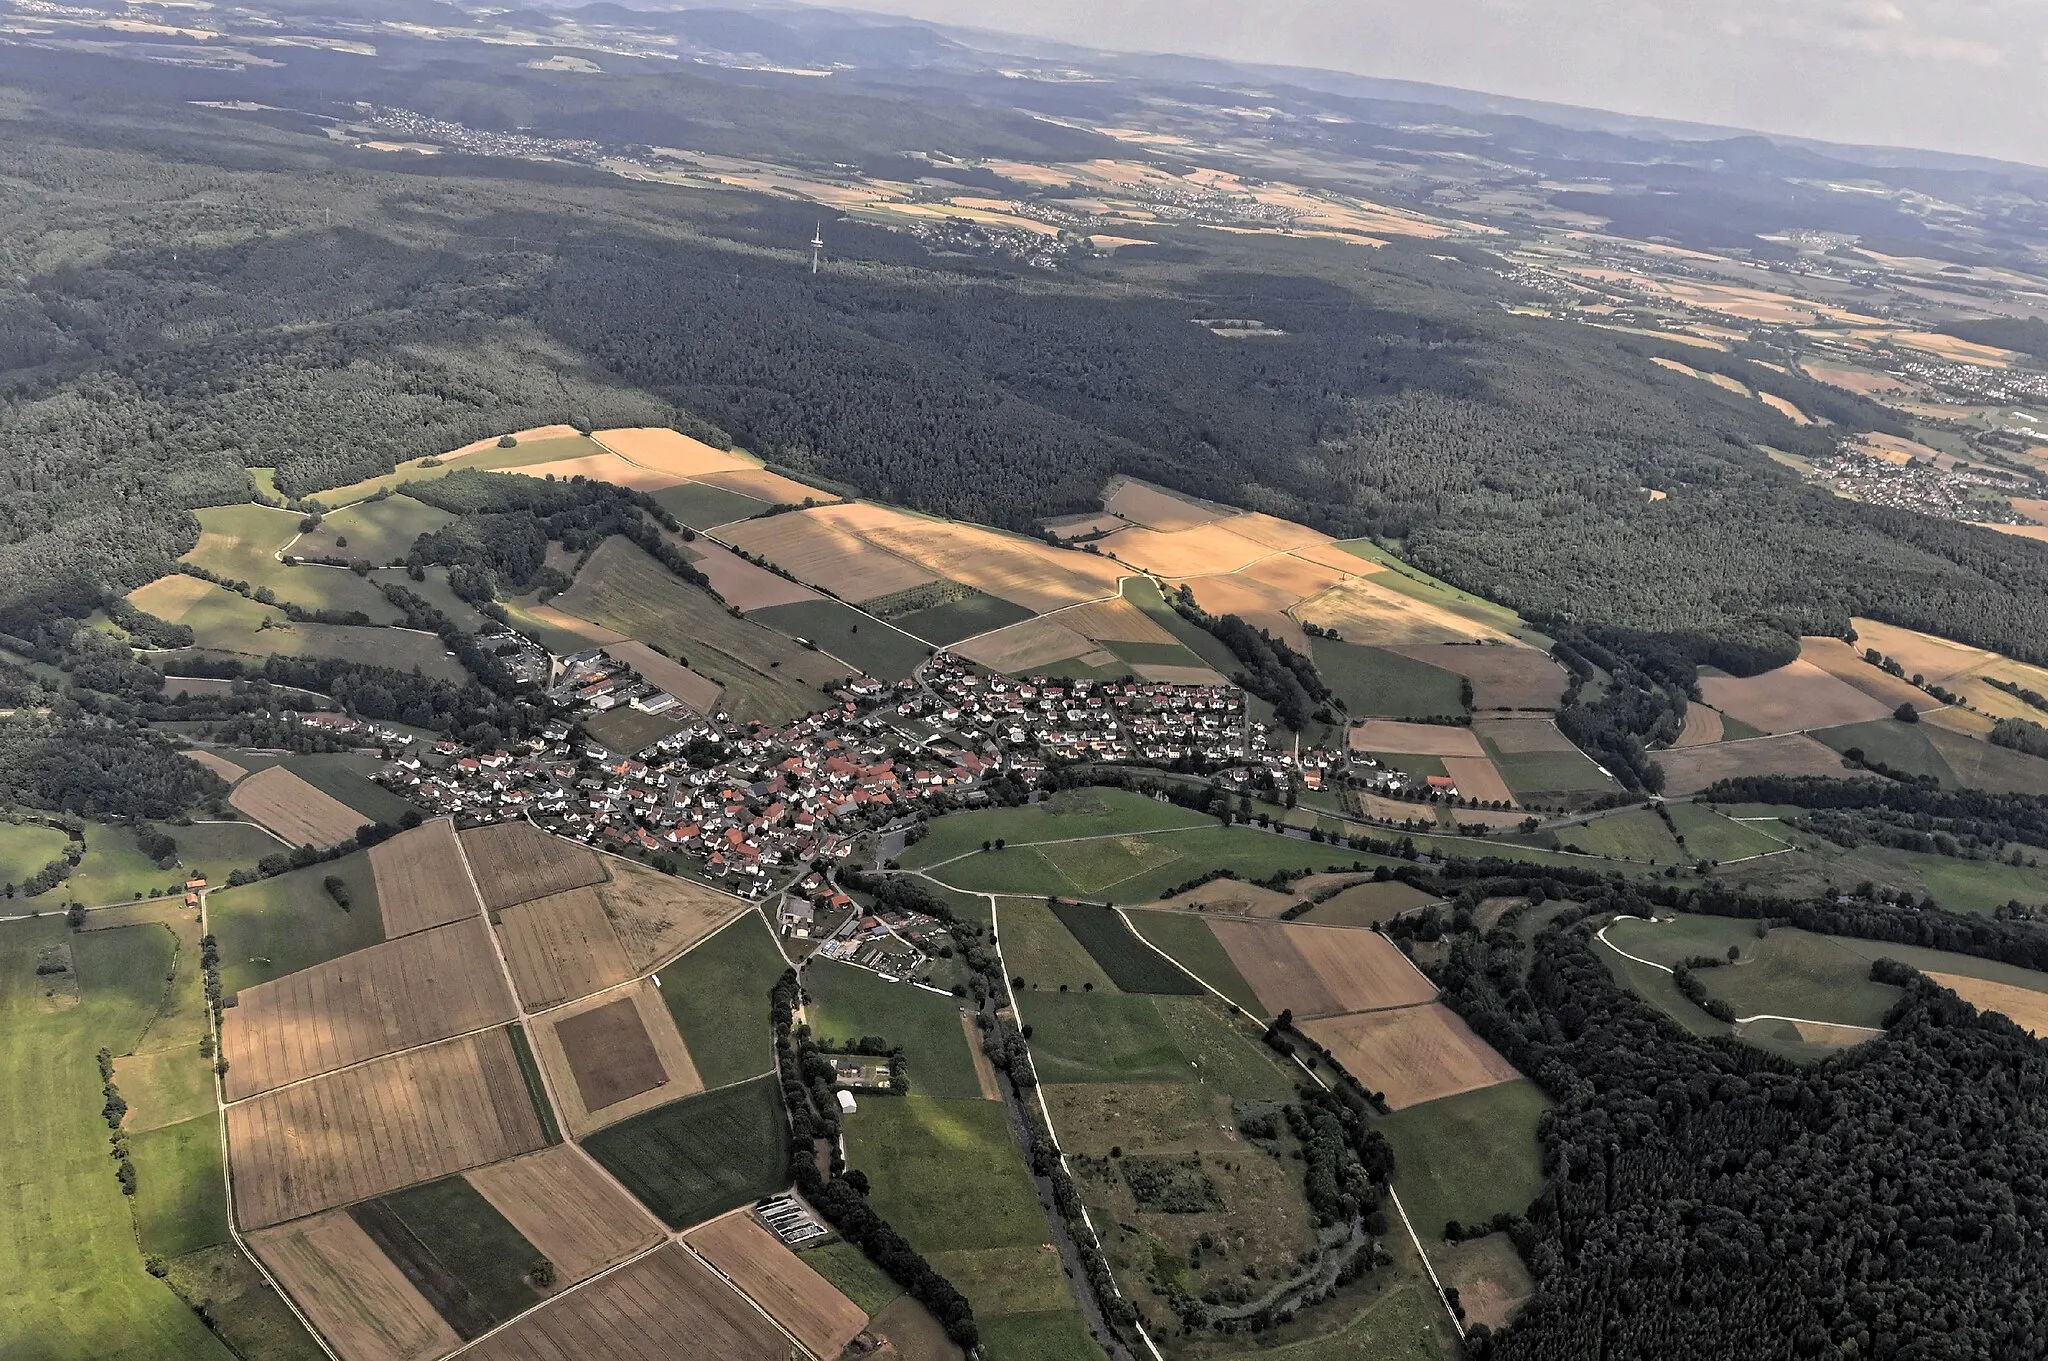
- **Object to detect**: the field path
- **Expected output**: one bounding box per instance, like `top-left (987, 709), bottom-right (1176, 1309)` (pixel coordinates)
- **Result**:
top-left (1595, 917), bottom-right (1885, 1031)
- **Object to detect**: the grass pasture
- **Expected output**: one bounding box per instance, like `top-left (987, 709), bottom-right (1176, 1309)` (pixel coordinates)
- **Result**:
top-left (804, 959), bottom-right (985, 1101)
top-left (130, 1113), bottom-right (230, 1260)
top-left (582, 1075), bottom-right (789, 1229)
top-left (997, 899), bottom-right (1121, 995)
top-left (0, 819), bottom-right (72, 888)
top-left (381, 1175), bottom-right (547, 1324)
top-left (1303, 879), bottom-right (1439, 927)
top-left (899, 787), bottom-right (1214, 868)
top-left (1557, 809), bottom-right (1684, 863)
top-left (654, 911), bottom-right (787, 1089)
top-left (292, 494), bottom-right (454, 567)
top-left (1048, 901), bottom-right (1205, 993)
top-left (209, 852), bottom-right (383, 995)
top-left (884, 588), bottom-right (1037, 646)
top-left (1312, 639), bottom-right (1468, 720)
top-left (1376, 1080), bottom-right (1550, 1243)
top-left (841, 1095), bottom-right (1047, 1254)
top-left (652, 480), bottom-right (770, 529)
top-left (1490, 747), bottom-right (1619, 802)
top-left (1602, 917), bottom-right (1901, 1030)
top-left (797, 1240), bottom-right (904, 1315)
top-left (933, 825), bottom-right (1404, 904)
top-left (1666, 803), bottom-right (1787, 861)
top-left (751, 598), bottom-right (931, 681)
top-left (0, 918), bottom-right (231, 1361)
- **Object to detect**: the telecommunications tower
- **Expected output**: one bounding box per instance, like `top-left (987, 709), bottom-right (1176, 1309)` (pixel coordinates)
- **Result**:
top-left (810, 222), bottom-right (824, 274)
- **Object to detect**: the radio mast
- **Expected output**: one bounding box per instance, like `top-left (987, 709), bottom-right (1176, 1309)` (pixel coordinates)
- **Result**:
top-left (810, 222), bottom-right (824, 274)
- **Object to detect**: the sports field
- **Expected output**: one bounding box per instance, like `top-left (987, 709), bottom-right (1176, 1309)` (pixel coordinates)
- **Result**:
top-left (0, 918), bottom-right (232, 1360)
top-left (582, 1075), bottom-right (789, 1229)
top-left (804, 959), bottom-right (986, 1101)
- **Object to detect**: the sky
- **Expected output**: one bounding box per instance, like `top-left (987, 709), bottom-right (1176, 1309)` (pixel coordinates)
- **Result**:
top-left (813, 0), bottom-right (2045, 166)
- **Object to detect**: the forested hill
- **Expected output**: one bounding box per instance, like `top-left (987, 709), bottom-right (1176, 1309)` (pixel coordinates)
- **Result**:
top-left (7, 43), bottom-right (2048, 667)
top-left (1444, 914), bottom-right (2048, 1361)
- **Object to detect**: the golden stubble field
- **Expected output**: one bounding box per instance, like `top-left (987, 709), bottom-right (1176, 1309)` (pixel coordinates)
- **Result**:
top-left (250, 1210), bottom-right (460, 1361)
top-left (227, 766), bottom-right (366, 848)
top-left (370, 819), bottom-right (484, 938)
top-left (1299, 1004), bottom-right (1522, 1109)
top-left (1208, 919), bottom-right (1437, 1020)
top-left (467, 1145), bottom-right (664, 1286)
top-left (685, 1213), bottom-right (868, 1359)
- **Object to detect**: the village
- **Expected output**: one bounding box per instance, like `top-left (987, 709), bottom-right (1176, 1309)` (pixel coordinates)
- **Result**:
top-left (363, 642), bottom-right (1450, 957)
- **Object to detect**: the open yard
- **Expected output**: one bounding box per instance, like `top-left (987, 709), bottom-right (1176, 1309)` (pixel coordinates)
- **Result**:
top-left (653, 912), bottom-right (787, 1089)
top-left (221, 916), bottom-right (515, 1099)
top-left (552, 537), bottom-right (835, 725)
top-left (227, 1028), bottom-right (551, 1229)
top-left (1375, 1080), bottom-right (1550, 1242)
top-left (369, 819), bottom-right (482, 938)
top-left (468, 1145), bottom-right (664, 1287)
top-left (804, 959), bottom-right (987, 1101)
top-left (1209, 919), bottom-right (1436, 1019)
top-left (461, 821), bottom-right (607, 912)
top-left (582, 1075), bottom-right (789, 1229)
top-left (228, 766), bottom-right (367, 848)
top-left (686, 1214), bottom-right (868, 1360)
top-left (0, 918), bottom-right (244, 1360)
top-left (463, 1242), bottom-right (790, 1361)
top-left (1300, 1004), bottom-right (1521, 1109)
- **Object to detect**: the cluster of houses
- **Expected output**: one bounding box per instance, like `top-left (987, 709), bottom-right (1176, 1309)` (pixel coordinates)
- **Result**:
top-left (548, 650), bottom-right (678, 718)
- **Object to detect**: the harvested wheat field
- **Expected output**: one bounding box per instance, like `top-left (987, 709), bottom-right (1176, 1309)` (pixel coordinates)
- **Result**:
top-left (511, 452), bottom-right (683, 491)
top-left (497, 888), bottom-right (634, 1011)
top-left (1850, 617), bottom-right (2048, 723)
top-left (1923, 706), bottom-right (1998, 740)
top-left (464, 1242), bottom-right (787, 1361)
top-left (1471, 718), bottom-right (1579, 754)
top-left (128, 572), bottom-right (223, 623)
top-left (1209, 919), bottom-right (1436, 1020)
top-left (1214, 512), bottom-right (1332, 552)
top-left (720, 509), bottom-right (939, 601)
top-left (222, 917), bottom-right (515, 1100)
top-left (954, 616), bottom-right (1097, 672)
top-left (228, 1029), bottom-right (549, 1229)
top-left (684, 541), bottom-right (819, 611)
top-left (1698, 659), bottom-right (1892, 734)
top-left (1299, 1004), bottom-right (1520, 1109)
top-left (1102, 477), bottom-right (1225, 530)
top-left (598, 857), bottom-right (747, 972)
top-left (468, 1146), bottom-right (664, 1287)
top-left (462, 823), bottom-right (607, 912)
top-left (1238, 551), bottom-right (1350, 605)
top-left (513, 604), bottom-right (626, 646)
top-left (1100, 523), bottom-right (1274, 577)
top-left (1655, 734), bottom-right (1849, 797)
top-left (686, 1213), bottom-right (867, 1359)
top-left (184, 748), bottom-right (249, 783)
top-left (603, 640), bottom-right (723, 714)
top-left (1442, 756), bottom-right (1516, 805)
top-left (1674, 705), bottom-right (1726, 748)
top-left (1758, 393), bottom-right (1814, 424)
top-left (1805, 363), bottom-right (1911, 396)
top-left (371, 820), bottom-right (484, 940)
top-left (1054, 595), bottom-right (1177, 645)
top-left (695, 467), bottom-right (836, 505)
top-left (1144, 877), bottom-right (1298, 918)
top-left (250, 1210), bottom-right (460, 1361)
top-left (1133, 662), bottom-right (1228, 685)
top-left (1305, 577), bottom-right (1512, 646)
top-left (1799, 637), bottom-right (1934, 712)
top-left (1927, 973), bottom-right (2048, 1038)
top-left (537, 982), bottom-right (702, 1136)
top-left (1289, 539), bottom-right (1383, 575)
top-left (831, 504), bottom-right (1125, 613)
top-left (592, 428), bottom-right (757, 478)
top-left (229, 766), bottom-right (366, 848)
top-left (1394, 644), bottom-right (1566, 710)
top-left (1171, 573), bottom-right (1308, 644)
top-left (1349, 721), bottom-right (1486, 758)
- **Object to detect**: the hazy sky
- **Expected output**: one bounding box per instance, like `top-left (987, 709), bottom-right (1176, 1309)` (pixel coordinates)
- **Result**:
top-left (815, 0), bottom-right (2043, 166)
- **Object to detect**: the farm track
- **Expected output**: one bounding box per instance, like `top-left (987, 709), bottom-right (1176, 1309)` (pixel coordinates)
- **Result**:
top-left (1594, 917), bottom-right (1884, 1032)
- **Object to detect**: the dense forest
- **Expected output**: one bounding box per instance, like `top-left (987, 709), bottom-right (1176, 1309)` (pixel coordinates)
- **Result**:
top-left (4, 48), bottom-right (2048, 669)
top-left (1436, 899), bottom-right (2048, 1360)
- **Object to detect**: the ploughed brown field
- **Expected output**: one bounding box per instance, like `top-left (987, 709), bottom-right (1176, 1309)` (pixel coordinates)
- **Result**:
top-left (1392, 644), bottom-right (1567, 710)
top-left (1698, 658), bottom-right (1892, 734)
top-left (1299, 1004), bottom-right (1521, 1109)
top-left (536, 981), bottom-right (703, 1137)
top-left (1349, 720), bottom-right (1487, 758)
top-left (467, 1146), bottom-right (664, 1287)
top-left (227, 1029), bottom-right (549, 1229)
top-left (1654, 733), bottom-right (1849, 797)
top-left (221, 917), bottom-right (515, 1100)
top-left (556, 996), bottom-right (670, 1110)
top-left (462, 822), bottom-right (608, 912)
top-left (250, 1210), bottom-right (459, 1361)
top-left (1208, 919), bottom-right (1436, 1020)
top-left (685, 1214), bottom-right (868, 1359)
top-left (462, 1242), bottom-right (791, 1361)
top-left (370, 819), bottom-right (485, 939)
top-left (228, 766), bottom-right (367, 848)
